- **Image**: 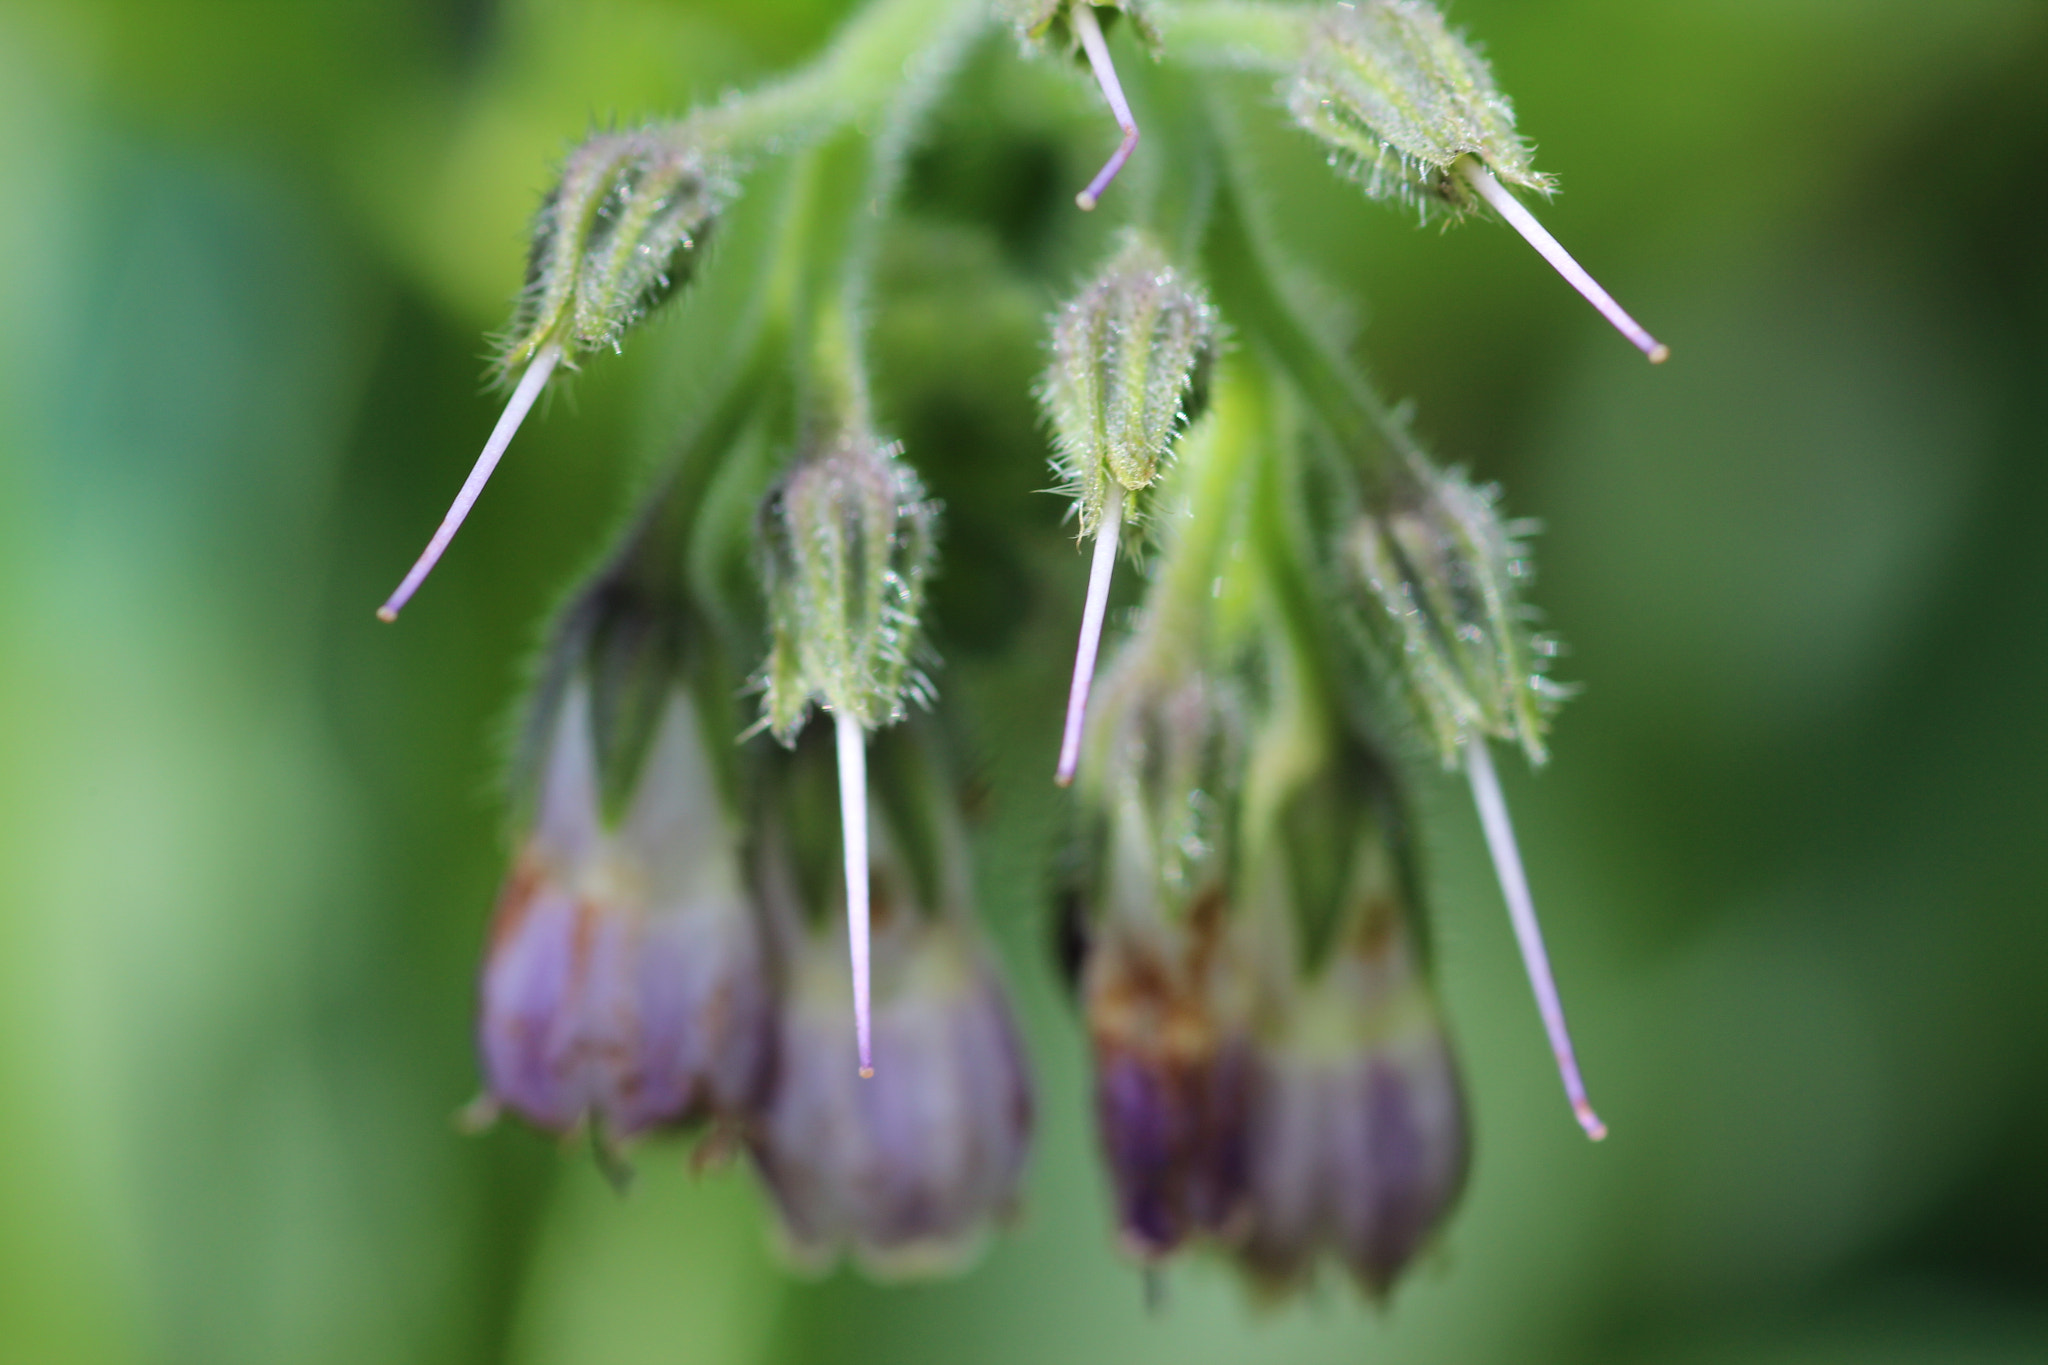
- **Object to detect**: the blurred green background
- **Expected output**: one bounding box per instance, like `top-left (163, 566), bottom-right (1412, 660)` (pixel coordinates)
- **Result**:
top-left (2, 0), bottom-right (2045, 1361)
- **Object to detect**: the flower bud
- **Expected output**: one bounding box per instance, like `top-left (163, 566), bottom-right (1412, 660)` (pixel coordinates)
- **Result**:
top-left (1347, 456), bottom-right (1566, 768)
top-left (1045, 233), bottom-right (1217, 537)
top-left (1045, 233), bottom-right (1219, 784)
top-left (476, 675), bottom-right (771, 1145)
top-left (758, 433), bottom-right (938, 744)
top-left (748, 726), bottom-right (1033, 1276)
top-left (505, 127), bottom-right (731, 369)
top-left (1286, 0), bottom-right (1547, 216)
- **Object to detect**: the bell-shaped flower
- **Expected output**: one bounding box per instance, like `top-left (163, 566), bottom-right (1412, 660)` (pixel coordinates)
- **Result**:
top-left (746, 724), bottom-right (1034, 1275)
top-left (1229, 748), bottom-right (1468, 1295)
top-left (475, 585), bottom-right (770, 1148)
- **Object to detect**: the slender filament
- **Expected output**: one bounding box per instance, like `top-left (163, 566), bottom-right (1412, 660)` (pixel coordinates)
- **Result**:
top-left (1464, 740), bottom-right (1607, 1141)
top-left (377, 341), bottom-right (564, 621)
top-left (1458, 160), bottom-right (1668, 365)
top-left (835, 710), bottom-right (875, 1079)
top-left (1072, 4), bottom-right (1139, 211)
top-left (1056, 483), bottom-right (1125, 787)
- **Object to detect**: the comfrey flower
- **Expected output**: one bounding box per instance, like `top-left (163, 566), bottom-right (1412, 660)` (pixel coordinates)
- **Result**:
top-left (747, 723), bottom-right (1033, 1274)
top-left (758, 429), bottom-right (939, 1078)
top-left (1040, 232), bottom-right (1217, 785)
top-left (1232, 739), bottom-right (1468, 1295)
top-left (1288, 0), bottom-right (1666, 361)
top-left (379, 128), bottom-right (730, 621)
top-left (474, 577), bottom-right (770, 1153)
top-left (1066, 637), bottom-right (1259, 1258)
top-left (1345, 454), bottom-right (1605, 1140)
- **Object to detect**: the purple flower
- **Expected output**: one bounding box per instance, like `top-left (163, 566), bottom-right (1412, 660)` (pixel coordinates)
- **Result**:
top-left (745, 727), bottom-right (1033, 1276)
top-left (477, 681), bottom-right (771, 1144)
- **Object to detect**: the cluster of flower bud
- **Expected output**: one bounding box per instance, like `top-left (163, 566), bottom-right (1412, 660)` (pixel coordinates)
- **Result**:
top-left (382, 0), bottom-right (1673, 1302)
top-left (471, 519), bottom-right (1029, 1266)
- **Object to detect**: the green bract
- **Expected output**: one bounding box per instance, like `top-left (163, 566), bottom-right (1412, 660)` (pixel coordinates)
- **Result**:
top-left (1288, 0), bottom-right (1549, 215)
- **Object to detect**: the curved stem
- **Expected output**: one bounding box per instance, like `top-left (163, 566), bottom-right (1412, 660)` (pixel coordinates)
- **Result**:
top-left (378, 341), bottom-right (562, 621)
top-left (1464, 739), bottom-right (1606, 1141)
top-left (1073, 5), bottom-right (1140, 211)
top-left (1459, 159), bottom-right (1668, 364)
top-left (836, 710), bottom-right (875, 1078)
top-left (1057, 483), bottom-right (1126, 786)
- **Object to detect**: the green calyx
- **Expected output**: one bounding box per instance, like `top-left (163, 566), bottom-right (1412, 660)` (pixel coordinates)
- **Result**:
top-left (758, 433), bottom-right (938, 743)
top-left (1043, 233), bottom-right (1218, 540)
top-left (1287, 0), bottom-right (1550, 216)
top-left (1347, 457), bottom-right (1568, 768)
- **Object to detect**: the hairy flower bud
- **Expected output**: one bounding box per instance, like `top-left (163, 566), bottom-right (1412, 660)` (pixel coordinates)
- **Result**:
top-left (748, 726), bottom-right (1033, 1275)
top-left (1286, 0), bottom-right (1667, 360)
top-left (1045, 233), bottom-right (1220, 784)
top-left (1348, 456), bottom-right (1565, 768)
top-left (1287, 0), bottom-right (1545, 216)
top-left (758, 433), bottom-right (937, 744)
top-left (505, 127), bottom-right (732, 369)
top-left (476, 675), bottom-right (770, 1146)
top-left (1045, 233), bottom-right (1217, 536)
top-left (1069, 649), bottom-right (1259, 1257)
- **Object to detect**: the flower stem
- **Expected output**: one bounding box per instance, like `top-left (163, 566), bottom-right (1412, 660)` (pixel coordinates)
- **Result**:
top-left (1072, 5), bottom-right (1139, 211)
top-left (378, 341), bottom-right (562, 621)
top-left (1458, 159), bottom-right (1668, 364)
top-left (1464, 739), bottom-right (1607, 1141)
top-left (1057, 482), bottom-right (1126, 786)
top-left (835, 709), bottom-right (875, 1078)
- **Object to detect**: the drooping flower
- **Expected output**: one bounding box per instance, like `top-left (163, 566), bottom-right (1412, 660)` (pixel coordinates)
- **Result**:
top-left (747, 723), bottom-right (1034, 1274)
top-left (474, 562), bottom-right (770, 1152)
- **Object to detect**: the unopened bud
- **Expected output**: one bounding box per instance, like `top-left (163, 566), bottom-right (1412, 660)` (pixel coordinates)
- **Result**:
top-left (377, 129), bottom-right (730, 621)
top-left (1289, 1), bottom-right (1666, 360)
top-left (1044, 234), bottom-right (1218, 784)
top-left (507, 128), bottom-right (731, 368)
top-left (1287, 0), bottom-right (1545, 215)
top-left (1348, 456), bottom-right (1565, 768)
top-left (759, 433), bottom-right (938, 744)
